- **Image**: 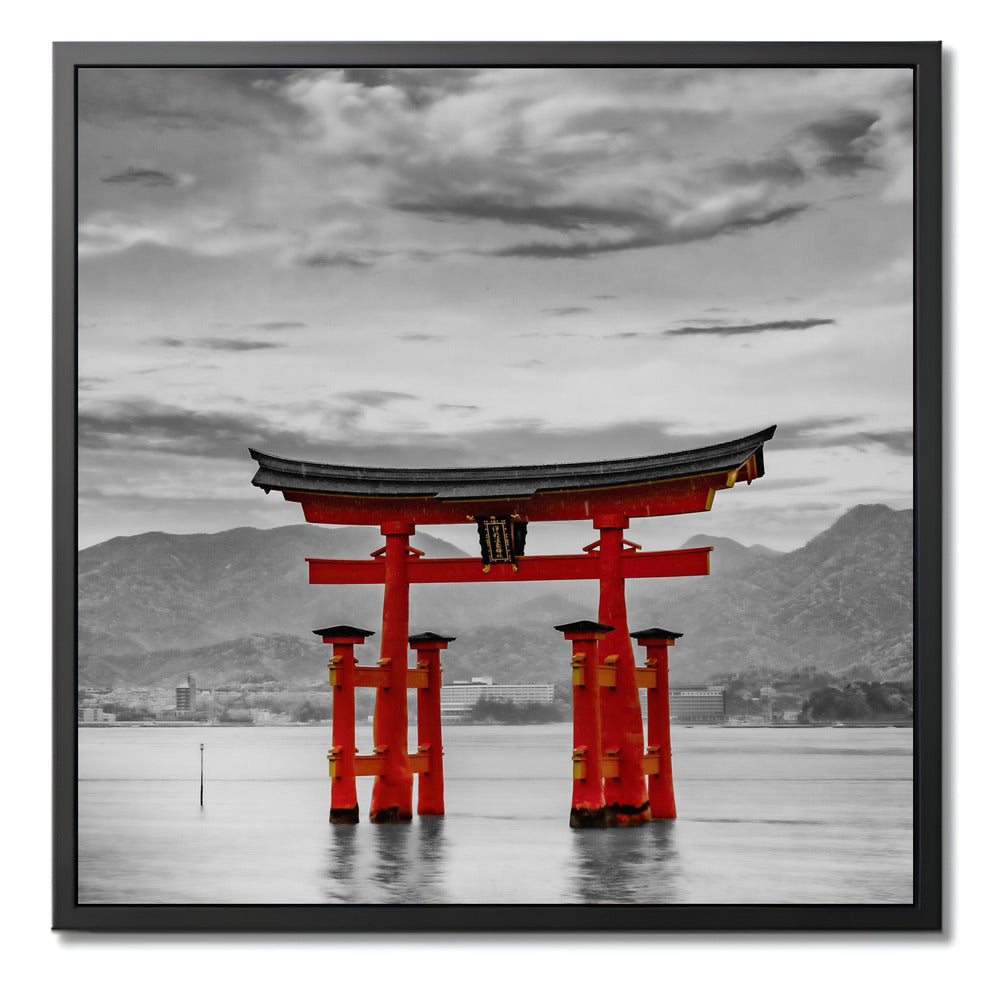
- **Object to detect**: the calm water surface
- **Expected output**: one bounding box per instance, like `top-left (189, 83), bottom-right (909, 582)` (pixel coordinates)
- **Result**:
top-left (78, 724), bottom-right (912, 905)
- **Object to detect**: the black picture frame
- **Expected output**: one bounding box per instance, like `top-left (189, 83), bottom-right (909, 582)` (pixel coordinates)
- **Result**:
top-left (53, 40), bottom-right (942, 933)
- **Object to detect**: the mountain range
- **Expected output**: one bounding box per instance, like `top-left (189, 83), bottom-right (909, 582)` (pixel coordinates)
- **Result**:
top-left (78, 505), bottom-right (913, 689)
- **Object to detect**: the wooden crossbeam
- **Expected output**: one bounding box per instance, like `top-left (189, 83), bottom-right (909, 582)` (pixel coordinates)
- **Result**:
top-left (573, 751), bottom-right (662, 780)
top-left (307, 546), bottom-right (711, 586)
top-left (329, 666), bottom-right (430, 689)
top-left (570, 656), bottom-right (660, 690)
top-left (329, 749), bottom-right (432, 779)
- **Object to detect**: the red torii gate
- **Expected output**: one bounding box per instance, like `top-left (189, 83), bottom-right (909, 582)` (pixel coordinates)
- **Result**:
top-left (250, 425), bottom-right (774, 827)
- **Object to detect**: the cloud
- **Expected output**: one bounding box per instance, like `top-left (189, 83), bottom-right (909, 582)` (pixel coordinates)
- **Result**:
top-left (77, 398), bottom-right (467, 466)
top-left (78, 377), bottom-right (111, 392)
top-left (341, 68), bottom-right (479, 107)
top-left (859, 430), bottom-right (913, 456)
top-left (438, 403), bottom-right (480, 412)
top-left (794, 110), bottom-right (881, 176)
top-left (716, 154), bottom-right (805, 186)
top-left (492, 204), bottom-right (809, 260)
top-left (147, 336), bottom-right (281, 352)
top-left (667, 318), bottom-right (835, 337)
top-left (78, 399), bottom-right (910, 516)
top-left (394, 333), bottom-right (446, 342)
top-left (78, 68), bottom-right (912, 266)
top-left (543, 307), bottom-right (590, 317)
top-left (606, 317), bottom-right (835, 339)
top-left (78, 68), bottom-right (304, 131)
top-left (77, 210), bottom-right (287, 260)
top-left (196, 338), bottom-right (281, 352)
top-left (295, 251), bottom-right (374, 269)
top-left (732, 476), bottom-right (830, 493)
top-left (517, 332), bottom-right (579, 339)
top-left (249, 321), bottom-right (306, 331)
top-left (338, 391), bottom-right (416, 407)
top-left (278, 70), bottom-right (867, 262)
top-left (101, 166), bottom-right (181, 187)
top-left (769, 417), bottom-right (912, 455)
top-left (395, 198), bottom-right (653, 234)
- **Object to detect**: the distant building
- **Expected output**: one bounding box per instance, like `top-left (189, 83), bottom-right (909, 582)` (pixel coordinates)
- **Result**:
top-left (175, 675), bottom-right (197, 713)
top-left (78, 705), bottom-right (116, 724)
top-left (670, 685), bottom-right (727, 723)
top-left (441, 677), bottom-right (555, 722)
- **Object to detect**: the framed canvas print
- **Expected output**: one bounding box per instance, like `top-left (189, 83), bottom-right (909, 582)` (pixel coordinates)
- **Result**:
top-left (53, 41), bottom-right (942, 932)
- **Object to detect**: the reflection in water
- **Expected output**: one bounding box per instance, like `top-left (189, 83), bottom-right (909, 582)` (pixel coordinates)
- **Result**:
top-left (572, 819), bottom-right (680, 904)
top-left (415, 816), bottom-right (447, 903)
top-left (79, 725), bottom-right (913, 904)
top-left (372, 821), bottom-right (413, 902)
top-left (325, 823), bottom-right (359, 902)
top-left (326, 814), bottom-right (449, 903)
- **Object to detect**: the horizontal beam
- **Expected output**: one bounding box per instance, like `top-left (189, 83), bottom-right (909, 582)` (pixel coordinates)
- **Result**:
top-left (574, 751), bottom-right (662, 780)
top-left (635, 667), bottom-right (658, 689)
top-left (308, 546), bottom-right (711, 586)
top-left (287, 471), bottom-right (731, 526)
top-left (329, 750), bottom-right (431, 779)
top-left (330, 665), bottom-right (429, 688)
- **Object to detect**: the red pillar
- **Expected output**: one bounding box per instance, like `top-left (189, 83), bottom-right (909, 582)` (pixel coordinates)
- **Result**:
top-left (370, 523), bottom-right (414, 822)
top-left (593, 516), bottom-right (650, 825)
top-left (632, 627), bottom-right (683, 820)
top-left (409, 631), bottom-right (453, 816)
top-left (555, 620), bottom-right (613, 828)
top-left (315, 625), bottom-right (374, 824)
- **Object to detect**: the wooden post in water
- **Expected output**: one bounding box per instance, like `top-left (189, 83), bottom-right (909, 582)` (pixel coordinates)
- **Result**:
top-left (631, 628), bottom-right (683, 819)
top-left (555, 620), bottom-right (614, 828)
top-left (314, 624), bottom-right (375, 824)
top-left (409, 631), bottom-right (454, 816)
top-left (200, 742), bottom-right (204, 807)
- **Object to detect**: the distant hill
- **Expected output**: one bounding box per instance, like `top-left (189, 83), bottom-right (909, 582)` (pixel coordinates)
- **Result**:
top-left (679, 534), bottom-right (782, 574)
top-left (78, 506), bottom-right (913, 688)
top-left (634, 505), bottom-right (913, 683)
top-left (78, 524), bottom-right (468, 662)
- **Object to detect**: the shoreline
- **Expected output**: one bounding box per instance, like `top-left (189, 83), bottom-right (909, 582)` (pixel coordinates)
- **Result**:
top-left (78, 720), bottom-right (914, 730)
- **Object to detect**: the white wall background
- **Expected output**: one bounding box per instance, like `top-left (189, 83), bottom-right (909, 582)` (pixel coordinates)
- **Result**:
top-left (1, 4), bottom-right (986, 996)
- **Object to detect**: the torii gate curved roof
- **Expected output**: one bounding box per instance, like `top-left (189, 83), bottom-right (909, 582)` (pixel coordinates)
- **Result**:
top-left (249, 424), bottom-right (775, 526)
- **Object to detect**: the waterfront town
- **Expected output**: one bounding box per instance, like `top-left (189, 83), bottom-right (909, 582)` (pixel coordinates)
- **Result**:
top-left (78, 674), bottom-right (910, 728)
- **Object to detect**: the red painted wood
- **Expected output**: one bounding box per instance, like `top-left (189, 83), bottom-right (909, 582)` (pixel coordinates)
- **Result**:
top-left (306, 547), bottom-right (711, 586)
top-left (562, 627), bottom-right (608, 828)
top-left (369, 527), bottom-right (414, 822)
top-left (325, 634), bottom-right (368, 824)
top-left (285, 472), bottom-right (727, 526)
top-left (412, 638), bottom-right (446, 816)
top-left (596, 523), bottom-right (651, 826)
top-left (638, 636), bottom-right (677, 820)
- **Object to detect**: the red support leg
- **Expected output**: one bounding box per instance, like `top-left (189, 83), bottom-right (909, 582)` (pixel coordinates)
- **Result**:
top-left (410, 632), bottom-right (453, 815)
top-left (555, 620), bottom-right (613, 828)
top-left (314, 625), bottom-right (374, 824)
top-left (632, 628), bottom-right (682, 820)
top-left (593, 516), bottom-right (650, 825)
top-left (370, 523), bottom-right (414, 822)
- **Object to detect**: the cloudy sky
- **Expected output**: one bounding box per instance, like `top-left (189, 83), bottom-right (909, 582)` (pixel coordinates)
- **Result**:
top-left (77, 66), bottom-right (913, 553)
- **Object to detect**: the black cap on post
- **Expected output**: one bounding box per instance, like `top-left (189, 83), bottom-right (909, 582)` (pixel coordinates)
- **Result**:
top-left (408, 631), bottom-right (457, 644)
top-left (553, 620), bottom-right (615, 634)
top-left (629, 627), bottom-right (684, 641)
top-left (312, 625), bottom-right (375, 641)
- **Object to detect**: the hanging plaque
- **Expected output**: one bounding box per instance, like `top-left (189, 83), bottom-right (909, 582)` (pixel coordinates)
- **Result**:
top-left (475, 515), bottom-right (526, 566)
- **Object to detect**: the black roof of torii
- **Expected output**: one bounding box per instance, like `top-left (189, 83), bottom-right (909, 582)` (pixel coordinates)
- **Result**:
top-left (249, 425), bottom-right (776, 501)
